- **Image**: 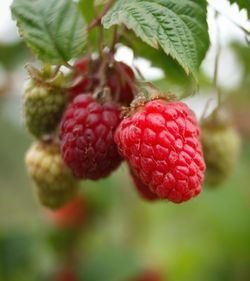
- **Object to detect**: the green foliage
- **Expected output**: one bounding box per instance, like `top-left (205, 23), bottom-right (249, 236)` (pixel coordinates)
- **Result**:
top-left (10, 0), bottom-right (211, 92)
top-left (79, 0), bottom-right (100, 50)
top-left (228, 0), bottom-right (250, 18)
top-left (78, 0), bottom-right (114, 51)
top-left (102, 0), bottom-right (210, 78)
top-left (0, 232), bottom-right (44, 281)
top-left (122, 32), bottom-right (197, 97)
top-left (11, 0), bottom-right (87, 64)
top-left (231, 41), bottom-right (250, 88)
top-left (0, 42), bottom-right (29, 70)
top-left (94, 0), bottom-right (109, 5)
top-left (80, 247), bottom-right (142, 281)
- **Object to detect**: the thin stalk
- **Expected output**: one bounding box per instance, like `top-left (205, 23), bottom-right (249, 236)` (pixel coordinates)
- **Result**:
top-left (213, 11), bottom-right (222, 108)
top-left (110, 26), bottom-right (119, 53)
top-left (87, 0), bottom-right (115, 32)
top-left (64, 61), bottom-right (74, 70)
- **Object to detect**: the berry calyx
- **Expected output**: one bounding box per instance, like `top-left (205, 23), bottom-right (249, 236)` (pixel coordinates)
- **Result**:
top-left (46, 196), bottom-right (87, 229)
top-left (23, 73), bottom-right (67, 138)
top-left (60, 94), bottom-right (122, 179)
top-left (115, 98), bottom-right (205, 203)
top-left (25, 142), bottom-right (78, 209)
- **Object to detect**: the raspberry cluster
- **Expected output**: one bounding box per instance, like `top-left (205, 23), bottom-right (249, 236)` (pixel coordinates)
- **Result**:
top-left (23, 56), bottom-right (206, 209)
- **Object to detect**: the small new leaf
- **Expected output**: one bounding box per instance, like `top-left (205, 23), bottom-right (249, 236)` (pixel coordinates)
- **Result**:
top-left (11, 0), bottom-right (87, 65)
top-left (102, 0), bottom-right (210, 78)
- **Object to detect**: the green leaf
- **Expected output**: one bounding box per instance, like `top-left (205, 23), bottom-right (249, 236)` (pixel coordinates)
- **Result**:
top-left (121, 32), bottom-right (197, 98)
top-left (79, 0), bottom-right (114, 50)
top-left (0, 42), bottom-right (30, 70)
top-left (80, 246), bottom-right (142, 281)
top-left (11, 0), bottom-right (87, 65)
top-left (228, 0), bottom-right (250, 18)
top-left (102, 0), bottom-right (210, 78)
top-left (94, 0), bottom-right (109, 6)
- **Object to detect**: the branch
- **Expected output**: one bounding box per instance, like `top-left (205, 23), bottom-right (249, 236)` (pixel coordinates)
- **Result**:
top-left (87, 0), bottom-right (115, 32)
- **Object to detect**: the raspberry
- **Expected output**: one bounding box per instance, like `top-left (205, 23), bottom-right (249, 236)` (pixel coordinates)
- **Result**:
top-left (201, 118), bottom-right (240, 187)
top-left (115, 99), bottom-right (205, 203)
top-left (24, 78), bottom-right (67, 138)
top-left (69, 58), bottom-right (135, 106)
top-left (107, 61), bottom-right (136, 106)
top-left (25, 142), bottom-right (78, 209)
top-left (69, 57), bottom-right (100, 100)
top-left (46, 196), bottom-right (87, 229)
top-left (60, 94), bottom-right (122, 179)
top-left (130, 168), bottom-right (159, 201)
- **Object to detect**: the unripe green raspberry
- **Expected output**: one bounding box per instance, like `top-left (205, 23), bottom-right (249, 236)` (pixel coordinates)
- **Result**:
top-left (25, 142), bottom-right (78, 209)
top-left (36, 188), bottom-right (77, 210)
top-left (23, 78), bottom-right (67, 138)
top-left (201, 122), bottom-right (240, 187)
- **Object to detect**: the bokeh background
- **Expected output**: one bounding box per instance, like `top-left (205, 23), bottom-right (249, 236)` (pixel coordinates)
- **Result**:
top-left (0, 1), bottom-right (250, 280)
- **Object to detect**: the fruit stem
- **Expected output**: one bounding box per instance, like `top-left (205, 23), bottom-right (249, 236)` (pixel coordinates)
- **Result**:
top-left (201, 98), bottom-right (214, 121)
top-left (96, 57), bottom-right (109, 86)
top-left (98, 25), bottom-right (105, 58)
top-left (110, 26), bottom-right (120, 53)
top-left (87, 0), bottom-right (115, 32)
top-left (52, 65), bottom-right (61, 78)
top-left (133, 63), bottom-right (145, 80)
top-left (213, 11), bottom-right (222, 109)
top-left (115, 58), bottom-right (140, 97)
top-left (64, 61), bottom-right (74, 70)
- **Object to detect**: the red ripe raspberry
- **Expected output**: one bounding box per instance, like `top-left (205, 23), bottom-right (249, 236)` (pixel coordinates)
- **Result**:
top-left (115, 99), bottom-right (205, 203)
top-left (74, 57), bottom-right (89, 73)
top-left (107, 62), bottom-right (135, 106)
top-left (46, 197), bottom-right (87, 229)
top-left (69, 57), bottom-right (99, 99)
top-left (60, 94), bottom-right (122, 179)
top-left (130, 168), bottom-right (159, 201)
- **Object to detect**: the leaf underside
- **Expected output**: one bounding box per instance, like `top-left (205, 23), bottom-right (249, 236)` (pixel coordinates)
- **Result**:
top-left (102, 0), bottom-right (210, 78)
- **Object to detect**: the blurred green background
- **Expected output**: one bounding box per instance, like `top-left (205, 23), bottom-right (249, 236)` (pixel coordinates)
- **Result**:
top-left (1, 1), bottom-right (250, 281)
